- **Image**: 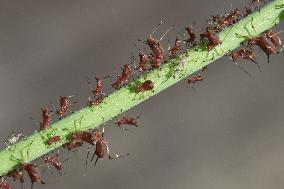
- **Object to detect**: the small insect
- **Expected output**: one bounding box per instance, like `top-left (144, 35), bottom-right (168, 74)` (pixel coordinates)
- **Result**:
top-left (0, 179), bottom-right (13, 189)
top-left (185, 26), bottom-right (197, 45)
top-left (112, 64), bottom-right (132, 89)
top-left (90, 137), bottom-right (110, 167)
top-left (89, 95), bottom-right (104, 107)
top-left (217, 8), bottom-right (242, 30)
top-left (115, 116), bottom-right (139, 130)
top-left (146, 36), bottom-right (165, 68)
top-left (39, 108), bottom-right (52, 130)
top-left (248, 36), bottom-right (276, 63)
top-left (5, 132), bottom-right (26, 148)
top-left (187, 75), bottom-right (203, 84)
top-left (229, 48), bottom-right (260, 71)
top-left (135, 53), bottom-right (149, 72)
top-left (135, 80), bottom-right (154, 93)
top-left (19, 163), bottom-right (45, 188)
top-left (265, 30), bottom-right (282, 48)
top-left (44, 155), bottom-right (62, 171)
top-left (169, 37), bottom-right (182, 57)
top-left (6, 169), bottom-right (24, 184)
top-left (70, 130), bottom-right (101, 146)
top-left (200, 29), bottom-right (221, 51)
top-left (47, 135), bottom-right (61, 146)
top-left (54, 96), bottom-right (74, 119)
top-left (63, 141), bottom-right (83, 151)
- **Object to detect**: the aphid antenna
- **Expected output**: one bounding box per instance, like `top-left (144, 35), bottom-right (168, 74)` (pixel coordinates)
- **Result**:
top-left (149, 20), bottom-right (164, 37)
top-left (234, 62), bottom-right (255, 78)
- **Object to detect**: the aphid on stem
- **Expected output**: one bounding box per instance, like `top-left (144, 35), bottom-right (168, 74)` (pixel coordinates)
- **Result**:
top-left (53, 96), bottom-right (76, 119)
top-left (115, 116), bottom-right (140, 131)
top-left (6, 169), bottom-right (24, 184)
top-left (135, 80), bottom-right (154, 93)
top-left (39, 108), bottom-right (52, 130)
top-left (168, 37), bottom-right (182, 57)
top-left (19, 163), bottom-right (45, 189)
top-left (185, 26), bottom-right (197, 46)
top-left (229, 48), bottom-right (261, 71)
top-left (112, 64), bottom-right (132, 89)
top-left (46, 135), bottom-right (61, 146)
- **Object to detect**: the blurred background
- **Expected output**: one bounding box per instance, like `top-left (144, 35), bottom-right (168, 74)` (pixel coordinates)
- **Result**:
top-left (0, 0), bottom-right (284, 188)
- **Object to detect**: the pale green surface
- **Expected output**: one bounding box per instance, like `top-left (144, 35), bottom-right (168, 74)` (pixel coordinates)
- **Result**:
top-left (0, 0), bottom-right (283, 177)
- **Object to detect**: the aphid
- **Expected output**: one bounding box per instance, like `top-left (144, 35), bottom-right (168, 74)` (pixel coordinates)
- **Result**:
top-left (19, 163), bottom-right (45, 188)
top-left (89, 95), bottom-right (105, 107)
top-left (44, 155), bottom-right (62, 171)
top-left (47, 135), bottom-right (61, 146)
top-left (6, 169), bottom-right (24, 184)
top-left (115, 116), bottom-right (139, 129)
top-left (200, 30), bottom-right (221, 51)
top-left (185, 26), bottom-right (197, 46)
top-left (187, 75), bottom-right (203, 84)
top-left (265, 30), bottom-right (282, 48)
top-left (70, 130), bottom-right (100, 145)
top-left (63, 141), bottom-right (83, 151)
top-left (146, 36), bottom-right (165, 68)
top-left (169, 37), bottom-right (182, 57)
top-left (135, 80), bottom-right (154, 93)
top-left (0, 179), bottom-right (13, 189)
top-left (217, 8), bottom-right (242, 30)
top-left (39, 108), bottom-right (52, 130)
top-left (112, 64), bottom-right (132, 89)
top-left (230, 48), bottom-right (260, 70)
top-left (5, 132), bottom-right (26, 148)
top-left (248, 36), bottom-right (277, 63)
top-left (135, 53), bottom-right (149, 72)
top-left (55, 96), bottom-right (74, 119)
top-left (90, 137), bottom-right (110, 167)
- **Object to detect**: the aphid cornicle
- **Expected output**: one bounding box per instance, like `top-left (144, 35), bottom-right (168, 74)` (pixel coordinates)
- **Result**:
top-left (112, 64), bottom-right (132, 89)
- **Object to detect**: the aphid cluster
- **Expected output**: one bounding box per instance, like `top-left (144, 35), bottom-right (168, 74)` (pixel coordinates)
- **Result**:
top-left (2, 1), bottom-right (282, 189)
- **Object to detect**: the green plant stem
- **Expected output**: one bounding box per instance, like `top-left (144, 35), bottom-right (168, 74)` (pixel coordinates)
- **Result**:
top-left (0, 0), bottom-right (283, 177)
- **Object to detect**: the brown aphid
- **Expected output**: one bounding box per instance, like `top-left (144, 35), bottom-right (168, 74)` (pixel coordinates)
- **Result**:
top-left (55, 96), bottom-right (74, 119)
top-left (89, 95), bottom-right (104, 107)
top-left (135, 80), bottom-right (154, 93)
top-left (47, 135), bottom-right (61, 146)
top-left (112, 64), bottom-right (132, 89)
top-left (135, 53), bottom-right (149, 72)
top-left (265, 30), bottom-right (282, 48)
top-left (200, 30), bottom-right (221, 51)
top-left (146, 36), bottom-right (165, 68)
top-left (39, 108), bottom-right (52, 130)
top-left (169, 37), bottom-right (182, 57)
top-left (90, 137), bottom-right (110, 167)
top-left (188, 75), bottom-right (203, 84)
top-left (44, 155), bottom-right (62, 171)
top-left (0, 180), bottom-right (13, 189)
top-left (115, 116), bottom-right (139, 128)
top-left (6, 169), bottom-right (24, 183)
top-left (248, 36), bottom-right (277, 63)
top-left (19, 163), bottom-right (45, 188)
top-left (217, 8), bottom-right (242, 30)
top-left (185, 26), bottom-right (197, 45)
top-left (230, 48), bottom-right (260, 70)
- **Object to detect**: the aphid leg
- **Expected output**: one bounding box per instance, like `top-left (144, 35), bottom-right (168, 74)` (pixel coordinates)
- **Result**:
top-left (149, 20), bottom-right (163, 37)
top-left (234, 61), bottom-right (255, 78)
top-left (85, 146), bottom-right (90, 165)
